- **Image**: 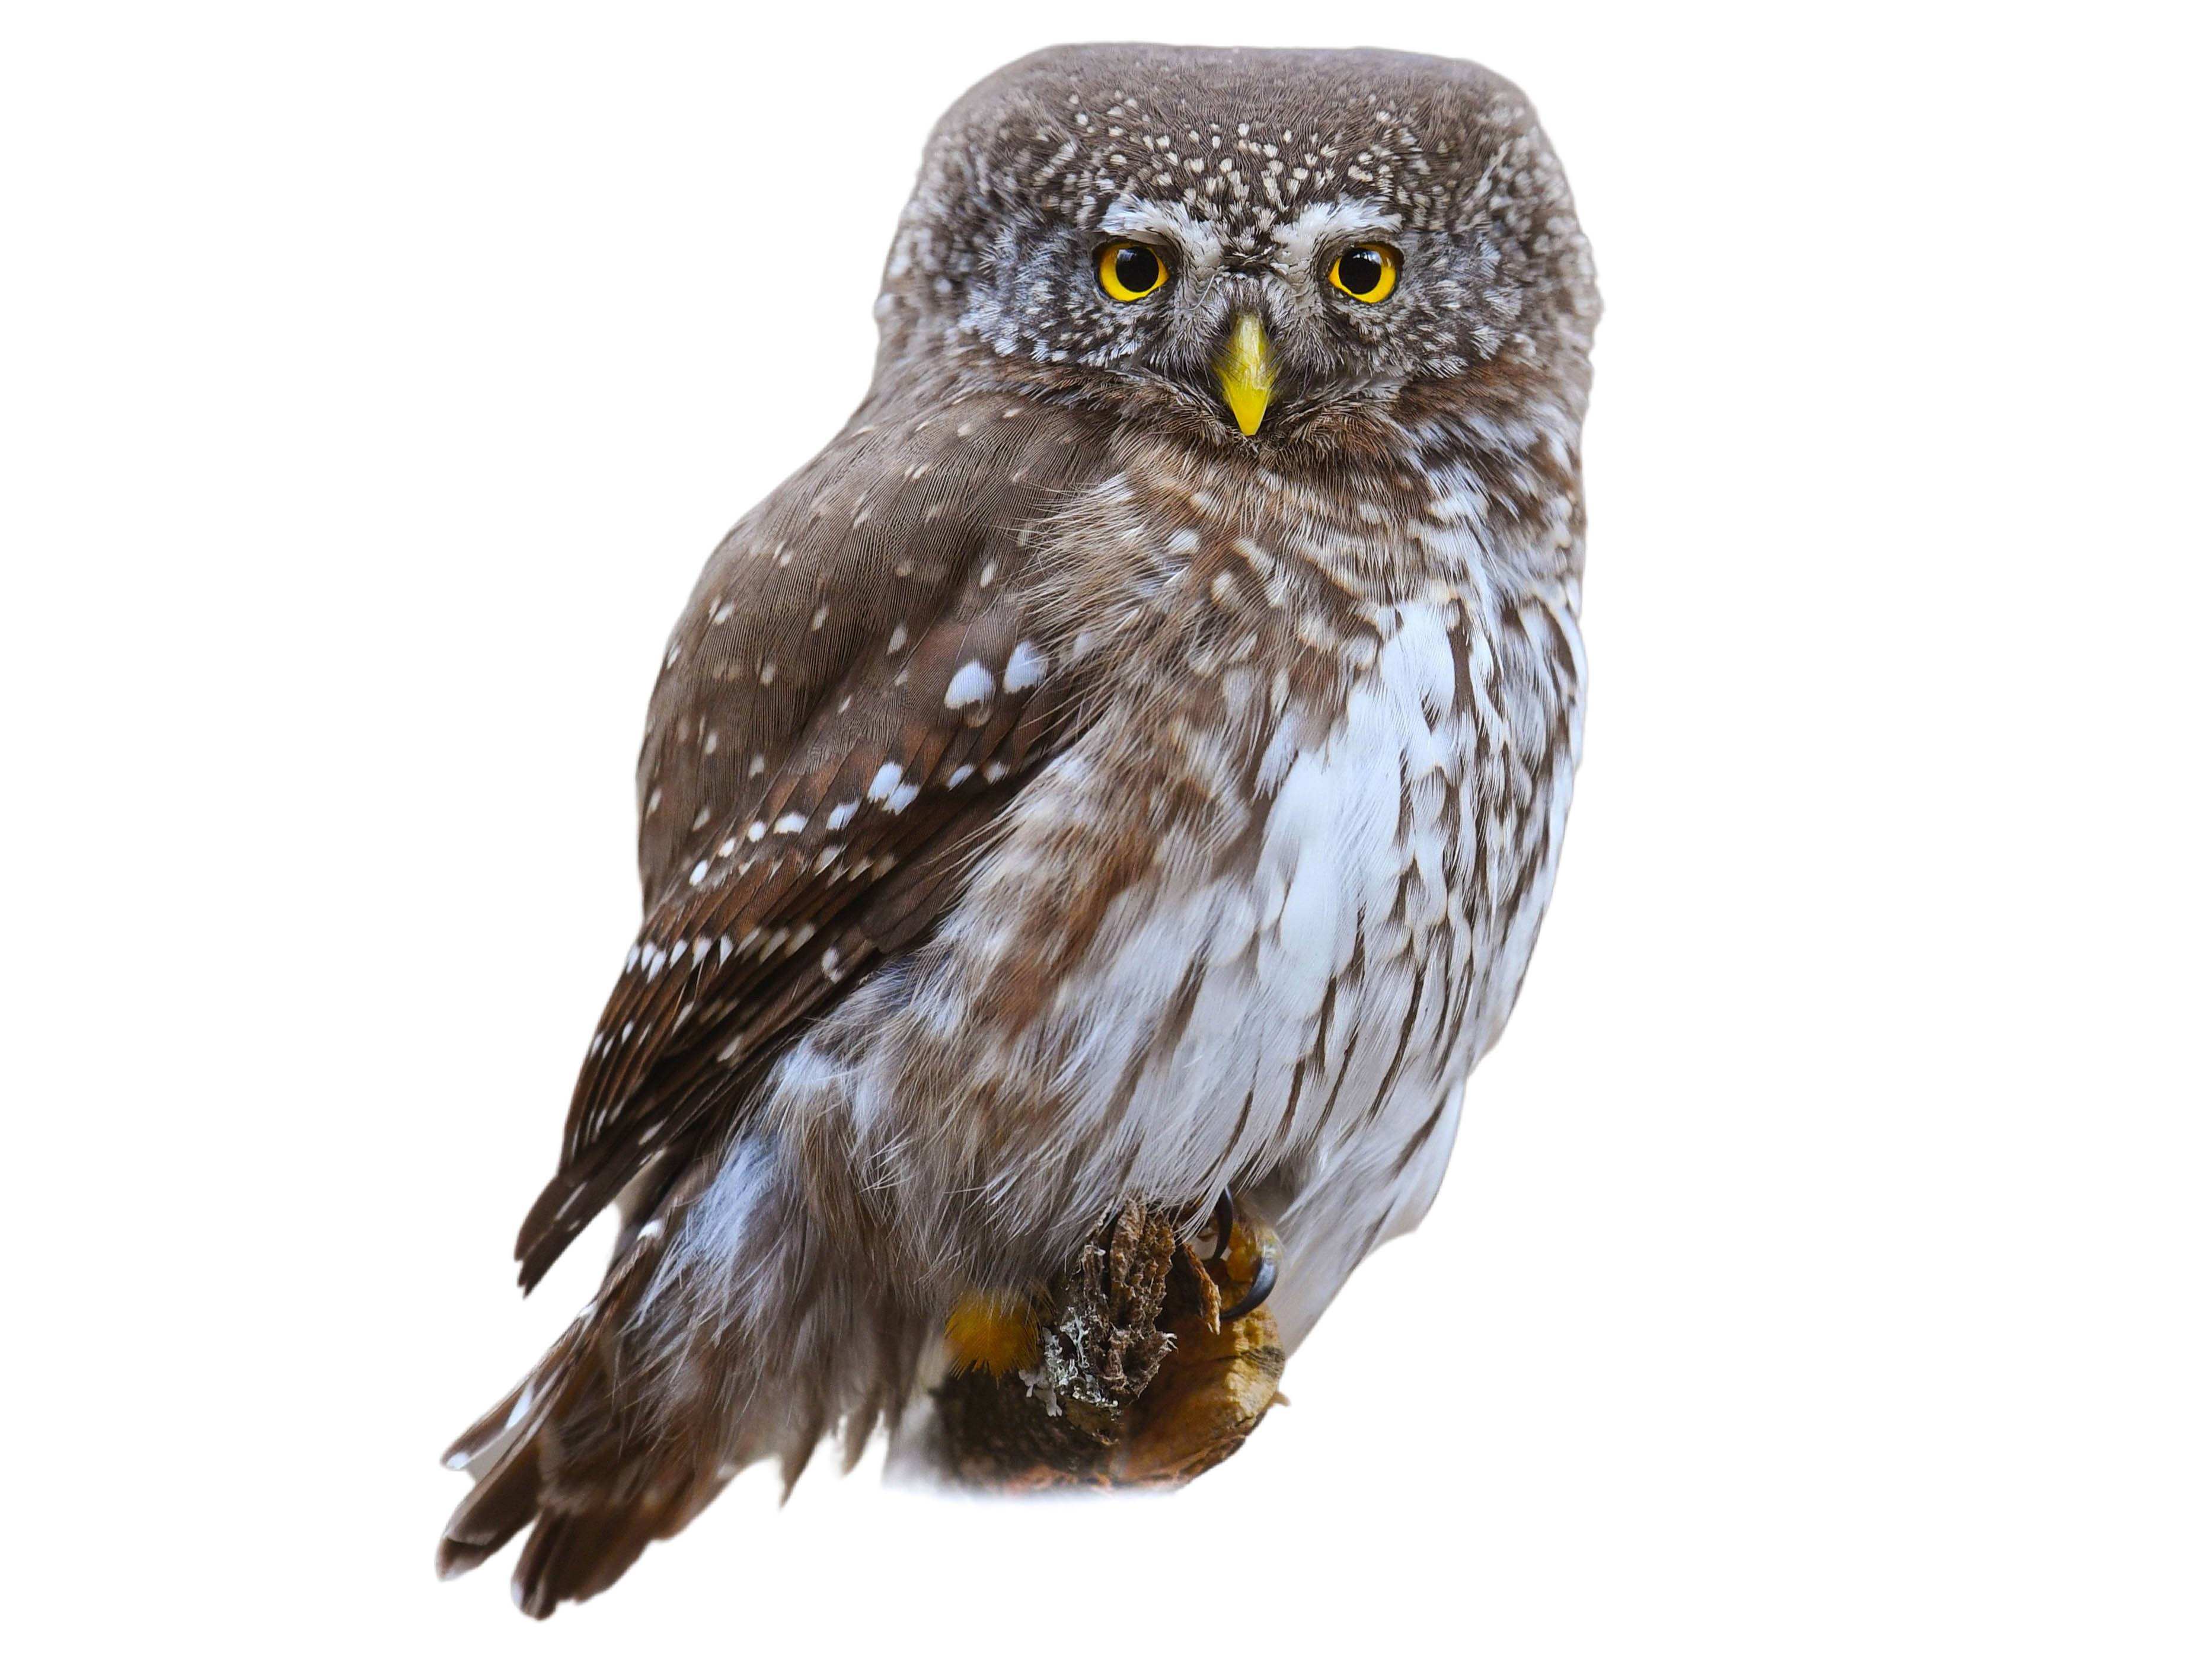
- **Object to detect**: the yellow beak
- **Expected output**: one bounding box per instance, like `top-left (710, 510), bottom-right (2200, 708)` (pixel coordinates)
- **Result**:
top-left (1214, 312), bottom-right (1276, 436)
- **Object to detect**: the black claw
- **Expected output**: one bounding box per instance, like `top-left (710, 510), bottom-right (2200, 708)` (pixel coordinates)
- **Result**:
top-left (1219, 1242), bottom-right (1278, 1323)
top-left (1207, 1190), bottom-right (1236, 1262)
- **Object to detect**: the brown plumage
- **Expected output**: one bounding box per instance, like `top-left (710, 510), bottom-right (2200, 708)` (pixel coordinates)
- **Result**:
top-left (515, 394), bottom-right (1102, 1291)
top-left (443, 42), bottom-right (1597, 1615)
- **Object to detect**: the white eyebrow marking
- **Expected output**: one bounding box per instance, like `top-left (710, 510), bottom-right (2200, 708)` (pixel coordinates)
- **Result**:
top-left (1098, 198), bottom-right (1225, 269)
top-left (1268, 200), bottom-right (1405, 274)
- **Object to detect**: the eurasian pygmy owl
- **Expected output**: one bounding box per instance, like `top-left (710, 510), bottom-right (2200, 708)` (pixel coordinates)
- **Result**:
top-left (441, 42), bottom-right (1597, 1614)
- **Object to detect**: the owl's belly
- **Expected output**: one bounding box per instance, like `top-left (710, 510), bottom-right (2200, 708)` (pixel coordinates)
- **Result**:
top-left (806, 583), bottom-right (1577, 1347)
top-left (1023, 595), bottom-right (1569, 1342)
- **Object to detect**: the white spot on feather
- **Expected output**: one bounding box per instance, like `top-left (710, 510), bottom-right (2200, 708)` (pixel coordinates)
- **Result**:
top-left (1003, 640), bottom-right (1048, 691)
top-left (945, 661), bottom-right (995, 708)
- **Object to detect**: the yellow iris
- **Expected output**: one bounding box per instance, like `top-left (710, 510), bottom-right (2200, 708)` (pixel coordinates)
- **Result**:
top-left (1097, 239), bottom-right (1170, 302)
top-left (1329, 243), bottom-right (1400, 303)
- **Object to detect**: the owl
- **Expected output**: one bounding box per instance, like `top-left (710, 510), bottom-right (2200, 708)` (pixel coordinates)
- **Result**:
top-left (440, 43), bottom-right (1597, 1614)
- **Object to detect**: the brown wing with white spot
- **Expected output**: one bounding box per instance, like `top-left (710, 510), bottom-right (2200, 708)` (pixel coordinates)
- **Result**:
top-left (515, 385), bottom-right (1106, 1288)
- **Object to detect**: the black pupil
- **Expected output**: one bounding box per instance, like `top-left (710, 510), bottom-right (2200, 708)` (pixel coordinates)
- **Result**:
top-left (1114, 245), bottom-right (1160, 294)
top-left (1339, 248), bottom-right (1384, 295)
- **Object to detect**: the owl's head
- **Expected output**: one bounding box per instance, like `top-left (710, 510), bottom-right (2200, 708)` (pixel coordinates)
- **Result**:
top-left (879, 44), bottom-right (1597, 448)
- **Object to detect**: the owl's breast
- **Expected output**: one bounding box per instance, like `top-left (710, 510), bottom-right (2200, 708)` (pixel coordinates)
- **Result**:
top-left (1102, 579), bottom-right (1575, 1166)
top-left (1028, 454), bottom-right (1587, 1098)
top-left (803, 453), bottom-right (1584, 1322)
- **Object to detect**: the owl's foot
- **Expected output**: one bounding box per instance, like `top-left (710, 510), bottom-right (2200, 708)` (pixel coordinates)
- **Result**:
top-left (1198, 1189), bottom-right (1281, 1322)
top-left (942, 1293), bottom-right (1042, 1378)
top-left (925, 1197), bottom-right (1285, 1490)
top-left (1110, 1195), bottom-right (1283, 1485)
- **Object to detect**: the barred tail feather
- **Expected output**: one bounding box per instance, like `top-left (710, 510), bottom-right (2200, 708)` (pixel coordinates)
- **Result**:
top-left (438, 1131), bottom-right (931, 1616)
top-left (436, 1207), bottom-right (681, 1610)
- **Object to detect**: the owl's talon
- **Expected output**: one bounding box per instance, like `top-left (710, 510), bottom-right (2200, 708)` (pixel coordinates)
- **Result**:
top-left (1204, 1189), bottom-right (1235, 1262)
top-left (1194, 1192), bottom-right (1279, 1322)
top-left (1217, 1216), bottom-right (1280, 1323)
top-left (1219, 1240), bottom-right (1278, 1322)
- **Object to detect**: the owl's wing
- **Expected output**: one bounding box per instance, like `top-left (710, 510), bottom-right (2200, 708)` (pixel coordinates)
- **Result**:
top-left (515, 388), bottom-right (1104, 1289)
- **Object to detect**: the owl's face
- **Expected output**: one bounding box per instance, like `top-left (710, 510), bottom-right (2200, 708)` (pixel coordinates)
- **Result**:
top-left (880, 44), bottom-right (1597, 449)
top-left (966, 196), bottom-right (1497, 437)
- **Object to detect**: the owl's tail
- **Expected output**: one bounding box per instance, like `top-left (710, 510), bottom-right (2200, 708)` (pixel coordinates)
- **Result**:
top-left (436, 1133), bottom-right (927, 1616)
top-left (435, 1215), bottom-right (703, 1616)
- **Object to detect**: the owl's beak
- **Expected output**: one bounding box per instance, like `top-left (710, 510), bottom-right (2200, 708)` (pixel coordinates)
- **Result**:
top-left (1213, 312), bottom-right (1276, 436)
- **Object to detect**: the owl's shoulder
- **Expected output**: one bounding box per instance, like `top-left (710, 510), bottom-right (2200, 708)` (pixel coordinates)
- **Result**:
top-left (634, 384), bottom-right (1114, 904)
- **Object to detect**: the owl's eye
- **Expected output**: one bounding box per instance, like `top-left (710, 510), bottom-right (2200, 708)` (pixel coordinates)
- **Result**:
top-left (1329, 243), bottom-right (1400, 303)
top-left (1096, 240), bottom-right (1170, 302)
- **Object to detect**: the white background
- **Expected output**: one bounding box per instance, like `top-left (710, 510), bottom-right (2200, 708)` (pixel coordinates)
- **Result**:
top-left (4, 2), bottom-right (2204, 1653)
